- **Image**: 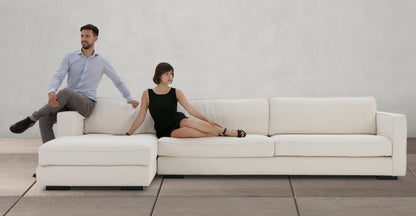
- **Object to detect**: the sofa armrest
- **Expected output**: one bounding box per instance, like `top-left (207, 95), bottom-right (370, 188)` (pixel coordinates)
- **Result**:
top-left (56, 111), bottom-right (85, 138)
top-left (376, 111), bottom-right (407, 176)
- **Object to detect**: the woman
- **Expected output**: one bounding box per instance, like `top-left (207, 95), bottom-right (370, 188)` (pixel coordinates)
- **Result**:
top-left (124, 62), bottom-right (246, 138)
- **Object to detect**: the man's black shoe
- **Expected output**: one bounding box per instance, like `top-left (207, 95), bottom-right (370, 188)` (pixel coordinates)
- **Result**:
top-left (32, 173), bottom-right (36, 178)
top-left (10, 117), bottom-right (36, 134)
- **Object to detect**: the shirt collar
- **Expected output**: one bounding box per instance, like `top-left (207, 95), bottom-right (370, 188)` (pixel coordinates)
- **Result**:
top-left (77, 49), bottom-right (99, 58)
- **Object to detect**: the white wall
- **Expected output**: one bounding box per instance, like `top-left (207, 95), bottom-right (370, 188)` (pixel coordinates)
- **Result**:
top-left (1, 0), bottom-right (415, 137)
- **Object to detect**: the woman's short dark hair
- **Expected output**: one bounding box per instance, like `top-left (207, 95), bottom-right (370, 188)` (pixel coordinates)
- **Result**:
top-left (80, 24), bottom-right (99, 36)
top-left (153, 62), bottom-right (174, 84)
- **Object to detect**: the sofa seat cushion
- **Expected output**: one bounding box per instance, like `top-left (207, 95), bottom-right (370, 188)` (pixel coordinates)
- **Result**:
top-left (39, 134), bottom-right (158, 166)
top-left (158, 135), bottom-right (274, 157)
top-left (272, 134), bottom-right (392, 157)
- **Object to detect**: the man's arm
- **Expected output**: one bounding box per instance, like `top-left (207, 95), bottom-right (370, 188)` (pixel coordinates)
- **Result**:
top-left (49, 53), bottom-right (70, 94)
top-left (48, 53), bottom-right (70, 107)
top-left (103, 58), bottom-right (139, 108)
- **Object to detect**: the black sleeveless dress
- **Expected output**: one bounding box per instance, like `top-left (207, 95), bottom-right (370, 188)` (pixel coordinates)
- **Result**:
top-left (148, 88), bottom-right (188, 138)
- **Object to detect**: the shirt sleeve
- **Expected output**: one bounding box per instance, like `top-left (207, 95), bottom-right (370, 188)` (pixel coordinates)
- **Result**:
top-left (48, 53), bottom-right (70, 93)
top-left (103, 58), bottom-right (134, 101)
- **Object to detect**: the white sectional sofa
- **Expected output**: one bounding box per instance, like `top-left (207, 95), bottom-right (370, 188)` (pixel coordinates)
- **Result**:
top-left (36, 97), bottom-right (407, 190)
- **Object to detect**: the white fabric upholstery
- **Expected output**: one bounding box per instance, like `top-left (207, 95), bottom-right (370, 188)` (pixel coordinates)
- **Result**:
top-left (376, 111), bottom-right (407, 176)
top-left (158, 135), bottom-right (274, 157)
top-left (272, 134), bottom-right (392, 157)
top-left (56, 111), bottom-right (84, 138)
top-left (157, 156), bottom-right (392, 175)
top-left (178, 98), bottom-right (269, 135)
top-left (84, 97), bottom-right (155, 134)
top-left (39, 134), bottom-right (158, 166)
top-left (37, 96), bottom-right (408, 186)
top-left (36, 160), bottom-right (156, 186)
top-left (269, 97), bottom-right (377, 135)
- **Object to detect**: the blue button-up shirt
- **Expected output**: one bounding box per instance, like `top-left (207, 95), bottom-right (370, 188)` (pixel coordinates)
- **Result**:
top-left (48, 49), bottom-right (133, 101)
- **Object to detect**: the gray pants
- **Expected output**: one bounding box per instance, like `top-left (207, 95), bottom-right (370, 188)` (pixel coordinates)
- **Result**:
top-left (32, 88), bottom-right (95, 143)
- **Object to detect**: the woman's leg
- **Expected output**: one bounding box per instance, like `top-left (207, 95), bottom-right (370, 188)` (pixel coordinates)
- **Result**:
top-left (180, 118), bottom-right (221, 134)
top-left (180, 118), bottom-right (244, 137)
top-left (171, 126), bottom-right (217, 138)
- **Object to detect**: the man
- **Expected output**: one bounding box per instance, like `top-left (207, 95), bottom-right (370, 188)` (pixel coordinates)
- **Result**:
top-left (10, 24), bottom-right (139, 143)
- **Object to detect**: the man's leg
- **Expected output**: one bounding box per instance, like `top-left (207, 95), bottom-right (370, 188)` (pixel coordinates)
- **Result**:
top-left (37, 105), bottom-right (67, 143)
top-left (38, 113), bottom-right (58, 143)
top-left (60, 88), bottom-right (96, 118)
top-left (11, 88), bottom-right (95, 142)
top-left (32, 88), bottom-right (95, 120)
top-left (35, 88), bottom-right (95, 143)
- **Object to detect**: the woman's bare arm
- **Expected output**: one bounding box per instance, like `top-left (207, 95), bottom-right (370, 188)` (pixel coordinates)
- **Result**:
top-left (176, 89), bottom-right (207, 120)
top-left (127, 89), bottom-right (149, 135)
top-left (176, 89), bottom-right (222, 128)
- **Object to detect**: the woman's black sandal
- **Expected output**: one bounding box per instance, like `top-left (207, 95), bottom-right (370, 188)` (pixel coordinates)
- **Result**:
top-left (237, 129), bottom-right (246, 138)
top-left (218, 128), bottom-right (227, 136)
top-left (221, 128), bottom-right (246, 138)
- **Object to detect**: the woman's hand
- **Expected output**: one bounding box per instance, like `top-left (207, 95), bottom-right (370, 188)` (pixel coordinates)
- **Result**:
top-left (207, 119), bottom-right (222, 128)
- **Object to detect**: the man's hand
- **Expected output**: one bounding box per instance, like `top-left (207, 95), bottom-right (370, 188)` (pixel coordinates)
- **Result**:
top-left (127, 100), bottom-right (140, 108)
top-left (48, 92), bottom-right (60, 108)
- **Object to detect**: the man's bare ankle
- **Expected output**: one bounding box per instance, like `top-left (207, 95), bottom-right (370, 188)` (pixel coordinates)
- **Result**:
top-left (29, 116), bottom-right (36, 122)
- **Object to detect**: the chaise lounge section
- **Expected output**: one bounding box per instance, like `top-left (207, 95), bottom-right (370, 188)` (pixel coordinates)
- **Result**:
top-left (36, 98), bottom-right (158, 190)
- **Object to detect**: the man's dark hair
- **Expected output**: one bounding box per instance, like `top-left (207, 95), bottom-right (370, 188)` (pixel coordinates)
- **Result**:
top-left (153, 62), bottom-right (174, 84)
top-left (80, 24), bottom-right (99, 36)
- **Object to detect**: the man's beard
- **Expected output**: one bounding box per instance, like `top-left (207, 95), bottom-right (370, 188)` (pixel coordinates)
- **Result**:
top-left (81, 41), bottom-right (92, 49)
top-left (82, 43), bottom-right (92, 49)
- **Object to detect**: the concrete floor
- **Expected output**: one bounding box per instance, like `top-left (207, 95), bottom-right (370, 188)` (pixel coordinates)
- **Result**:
top-left (1, 138), bottom-right (416, 216)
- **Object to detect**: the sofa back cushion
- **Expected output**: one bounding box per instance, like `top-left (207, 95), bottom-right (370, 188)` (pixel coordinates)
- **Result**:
top-left (84, 97), bottom-right (155, 134)
top-left (179, 98), bottom-right (269, 136)
top-left (269, 97), bottom-right (376, 135)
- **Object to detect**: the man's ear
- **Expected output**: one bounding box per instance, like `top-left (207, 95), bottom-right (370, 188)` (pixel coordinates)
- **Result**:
top-left (94, 36), bottom-right (98, 42)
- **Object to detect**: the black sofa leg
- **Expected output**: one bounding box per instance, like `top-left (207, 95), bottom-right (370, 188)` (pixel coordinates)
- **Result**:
top-left (377, 176), bottom-right (398, 180)
top-left (121, 186), bottom-right (143, 191)
top-left (164, 175), bottom-right (184, 178)
top-left (46, 186), bottom-right (71, 190)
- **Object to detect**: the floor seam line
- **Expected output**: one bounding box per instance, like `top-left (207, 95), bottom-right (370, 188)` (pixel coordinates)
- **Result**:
top-left (408, 167), bottom-right (416, 177)
top-left (290, 196), bottom-right (416, 198)
top-left (3, 180), bottom-right (36, 216)
top-left (289, 176), bottom-right (301, 216)
top-left (150, 177), bottom-right (164, 216)
top-left (158, 195), bottom-right (294, 197)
